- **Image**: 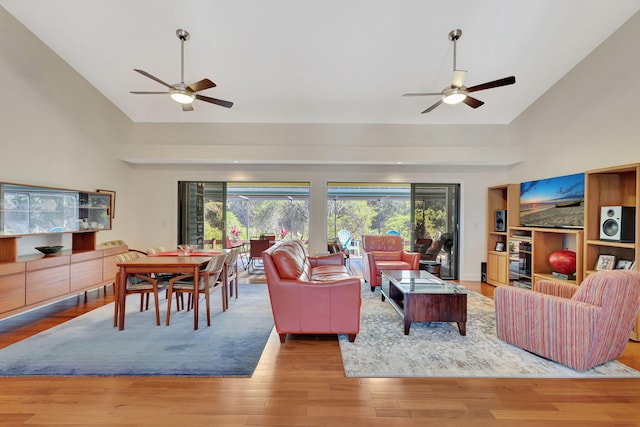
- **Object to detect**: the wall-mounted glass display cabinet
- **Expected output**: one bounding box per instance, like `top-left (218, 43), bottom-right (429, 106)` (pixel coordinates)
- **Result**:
top-left (0, 182), bottom-right (112, 261)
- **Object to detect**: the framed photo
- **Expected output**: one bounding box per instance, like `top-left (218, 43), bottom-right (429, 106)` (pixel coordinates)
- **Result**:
top-left (495, 242), bottom-right (505, 252)
top-left (615, 259), bottom-right (634, 270)
top-left (96, 189), bottom-right (116, 218)
top-left (595, 254), bottom-right (615, 271)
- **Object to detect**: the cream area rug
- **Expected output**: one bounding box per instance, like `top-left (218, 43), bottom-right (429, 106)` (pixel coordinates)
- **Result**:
top-left (339, 282), bottom-right (640, 378)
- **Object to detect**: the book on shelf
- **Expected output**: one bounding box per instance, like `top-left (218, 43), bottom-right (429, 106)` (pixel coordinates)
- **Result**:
top-left (551, 271), bottom-right (576, 280)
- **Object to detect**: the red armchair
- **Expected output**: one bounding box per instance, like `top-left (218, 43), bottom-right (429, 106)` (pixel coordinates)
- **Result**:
top-left (494, 270), bottom-right (640, 370)
top-left (362, 234), bottom-right (420, 292)
top-left (262, 239), bottom-right (361, 343)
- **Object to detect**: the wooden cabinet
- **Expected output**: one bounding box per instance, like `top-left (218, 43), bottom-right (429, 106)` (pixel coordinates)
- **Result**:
top-left (486, 184), bottom-right (519, 286)
top-left (0, 263), bottom-right (26, 313)
top-left (487, 184), bottom-right (583, 289)
top-left (487, 251), bottom-right (509, 286)
top-left (0, 244), bottom-right (127, 319)
top-left (584, 163), bottom-right (640, 340)
top-left (70, 251), bottom-right (103, 292)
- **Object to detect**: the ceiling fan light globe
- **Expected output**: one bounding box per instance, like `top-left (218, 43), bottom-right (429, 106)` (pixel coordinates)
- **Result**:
top-left (442, 87), bottom-right (467, 105)
top-left (170, 89), bottom-right (195, 104)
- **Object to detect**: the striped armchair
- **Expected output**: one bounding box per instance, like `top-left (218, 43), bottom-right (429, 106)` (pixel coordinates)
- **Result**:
top-left (494, 270), bottom-right (640, 370)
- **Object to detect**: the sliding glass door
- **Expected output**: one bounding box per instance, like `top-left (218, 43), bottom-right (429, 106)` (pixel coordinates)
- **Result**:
top-left (177, 181), bottom-right (226, 248)
top-left (411, 183), bottom-right (460, 280)
top-left (178, 181), bottom-right (309, 249)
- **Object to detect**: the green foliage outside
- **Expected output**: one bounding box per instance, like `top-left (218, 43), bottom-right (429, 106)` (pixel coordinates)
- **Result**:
top-left (202, 196), bottom-right (446, 250)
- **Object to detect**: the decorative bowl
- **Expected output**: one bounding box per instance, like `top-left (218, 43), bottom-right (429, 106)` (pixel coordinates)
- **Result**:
top-left (35, 245), bottom-right (64, 255)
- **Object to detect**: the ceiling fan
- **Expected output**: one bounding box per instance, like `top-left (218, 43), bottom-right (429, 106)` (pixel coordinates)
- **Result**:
top-left (130, 29), bottom-right (233, 112)
top-left (404, 29), bottom-right (515, 114)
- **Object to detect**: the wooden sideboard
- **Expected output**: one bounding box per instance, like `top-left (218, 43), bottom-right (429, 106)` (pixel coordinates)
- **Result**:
top-left (0, 244), bottom-right (127, 319)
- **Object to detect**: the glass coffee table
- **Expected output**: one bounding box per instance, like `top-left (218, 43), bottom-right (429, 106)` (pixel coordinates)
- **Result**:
top-left (380, 270), bottom-right (467, 335)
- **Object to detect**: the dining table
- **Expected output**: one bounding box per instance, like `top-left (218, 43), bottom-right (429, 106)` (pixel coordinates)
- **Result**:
top-left (115, 255), bottom-right (213, 330)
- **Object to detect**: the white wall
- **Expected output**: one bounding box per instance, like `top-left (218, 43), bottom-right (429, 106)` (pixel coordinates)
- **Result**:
top-left (0, 7), bottom-right (134, 251)
top-left (509, 11), bottom-right (640, 181)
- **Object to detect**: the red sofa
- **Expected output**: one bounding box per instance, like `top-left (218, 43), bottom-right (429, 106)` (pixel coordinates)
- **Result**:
top-left (362, 234), bottom-right (420, 291)
top-left (262, 239), bottom-right (361, 343)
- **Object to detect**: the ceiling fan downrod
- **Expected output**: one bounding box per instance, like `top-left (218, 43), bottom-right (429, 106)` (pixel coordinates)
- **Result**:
top-left (176, 29), bottom-right (190, 84)
top-left (449, 29), bottom-right (462, 72)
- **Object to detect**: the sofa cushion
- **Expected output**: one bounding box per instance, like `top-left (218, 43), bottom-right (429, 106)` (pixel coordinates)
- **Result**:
top-left (370, 250), bottom-right (401, 261)
top-left (375, 260), bottom-right (412, 271)
top-left (271, 245), bottom-right (306, 279)
top-left (311, 264), bottom-right (351, 282)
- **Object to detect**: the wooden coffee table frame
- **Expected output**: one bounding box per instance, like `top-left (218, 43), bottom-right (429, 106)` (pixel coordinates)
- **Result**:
top-left (380, 270), bottom-right (467, 335)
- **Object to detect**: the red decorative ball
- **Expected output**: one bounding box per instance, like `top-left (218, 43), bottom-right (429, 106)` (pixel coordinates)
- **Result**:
top-left (549, 250), bottom-right (577, 275)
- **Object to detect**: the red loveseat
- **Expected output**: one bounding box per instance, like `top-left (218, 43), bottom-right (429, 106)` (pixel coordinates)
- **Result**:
top-left (362, 234), bottom-right (420, 291)
top-left (262, 239), bottom-right (361, 343)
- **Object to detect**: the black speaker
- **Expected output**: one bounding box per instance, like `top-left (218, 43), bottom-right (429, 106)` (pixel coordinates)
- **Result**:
top-left (495, 210), bottom-right (507, 232)
top-left (481, 262), bottom-right (487, 282)
top-left (600, 206), bottom-right (635, 242)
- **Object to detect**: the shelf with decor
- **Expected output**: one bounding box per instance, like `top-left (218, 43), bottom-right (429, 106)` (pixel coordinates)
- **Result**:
top-left (584, 163), bottom-right (639, 340)
top-left (530, 227), bottom-right (583, 288)
top-left (584, 163), bottom-right (638, 275)
top-left (0, 182), bottom-right (112, 262)
top-left (486, 184), bottom-right (519, 286)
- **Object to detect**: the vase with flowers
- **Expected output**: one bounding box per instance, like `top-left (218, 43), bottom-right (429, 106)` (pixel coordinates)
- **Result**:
top-left (229, 225), bottom-right (241, 244)
top-left (279, 227), bottom-right (289, 240)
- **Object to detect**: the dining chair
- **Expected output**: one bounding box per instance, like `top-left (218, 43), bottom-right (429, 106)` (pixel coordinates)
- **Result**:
top-left (165, 253), bottom-right (227, 327)
top-left (146, 246), bottom-right (168, 255)
top-left (146, 246), bottom-right (185, 310)
top-left (224, 247), bottom-right (240, 309)
top-left (114, 251), bottom-right (168, 327)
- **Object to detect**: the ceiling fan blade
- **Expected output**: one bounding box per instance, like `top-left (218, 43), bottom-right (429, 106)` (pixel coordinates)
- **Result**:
top-left (467, 76), bottom-right (516, 93)
top-left (133, 69), bottom-right (174, 89)
top-left (463, 96), bottom-right (484, 109)
top-left (187, 78), bottom-right (216, 93)
top-left (421, 99), bottom-right (443, 114)
top-left (196, 94), bottom-right (234, 108)
top-left (403, 92), bottom-right (442, 97)
top-left (129, 91), bottom-right (167, 94)
top-left (451, 70), bottom-right (467, 88)
top-left (182, 104), bottom-right (194, 112)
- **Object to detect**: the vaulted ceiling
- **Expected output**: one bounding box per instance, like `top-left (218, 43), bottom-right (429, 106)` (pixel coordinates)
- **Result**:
top-left (2, 1), bottom-right (639, 125)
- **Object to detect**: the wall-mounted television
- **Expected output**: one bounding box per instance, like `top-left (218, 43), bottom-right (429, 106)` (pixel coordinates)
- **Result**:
top-left (519, 172), bottom-right (585, 228)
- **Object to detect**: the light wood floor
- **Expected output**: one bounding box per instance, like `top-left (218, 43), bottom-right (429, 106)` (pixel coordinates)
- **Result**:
top-left (1, 280), bottom-right (639, 426)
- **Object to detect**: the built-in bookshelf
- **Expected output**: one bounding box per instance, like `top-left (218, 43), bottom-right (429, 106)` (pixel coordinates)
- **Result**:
top-left (584, 163), bottom-right (639, 340)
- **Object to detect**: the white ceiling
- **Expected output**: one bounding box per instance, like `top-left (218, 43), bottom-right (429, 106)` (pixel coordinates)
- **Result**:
top-left (2, 0), bottom-right (639, 125)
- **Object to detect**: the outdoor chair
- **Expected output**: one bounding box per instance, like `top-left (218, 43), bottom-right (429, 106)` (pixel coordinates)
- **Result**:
top-left (337, 229), bottom-right (351, 250)
top-left (249, 239), bottom-right (271, 273)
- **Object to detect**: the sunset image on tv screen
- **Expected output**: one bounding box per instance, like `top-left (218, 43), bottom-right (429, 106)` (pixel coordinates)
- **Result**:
top-left (519, 173), bottom-right (585, 228)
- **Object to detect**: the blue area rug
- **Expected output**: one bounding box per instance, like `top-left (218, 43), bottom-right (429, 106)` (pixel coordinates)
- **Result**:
top-left (339, 282), bottom-right (640, 378)
top-left (0, 284), bottom-right (273, 377)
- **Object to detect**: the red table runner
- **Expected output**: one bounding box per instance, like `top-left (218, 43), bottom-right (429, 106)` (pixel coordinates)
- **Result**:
top-left (149, 251), bottom-right (221, 257)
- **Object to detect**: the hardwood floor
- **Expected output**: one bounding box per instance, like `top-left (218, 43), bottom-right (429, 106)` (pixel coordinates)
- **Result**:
top-left (1, 281), bottom-right (640, 426)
